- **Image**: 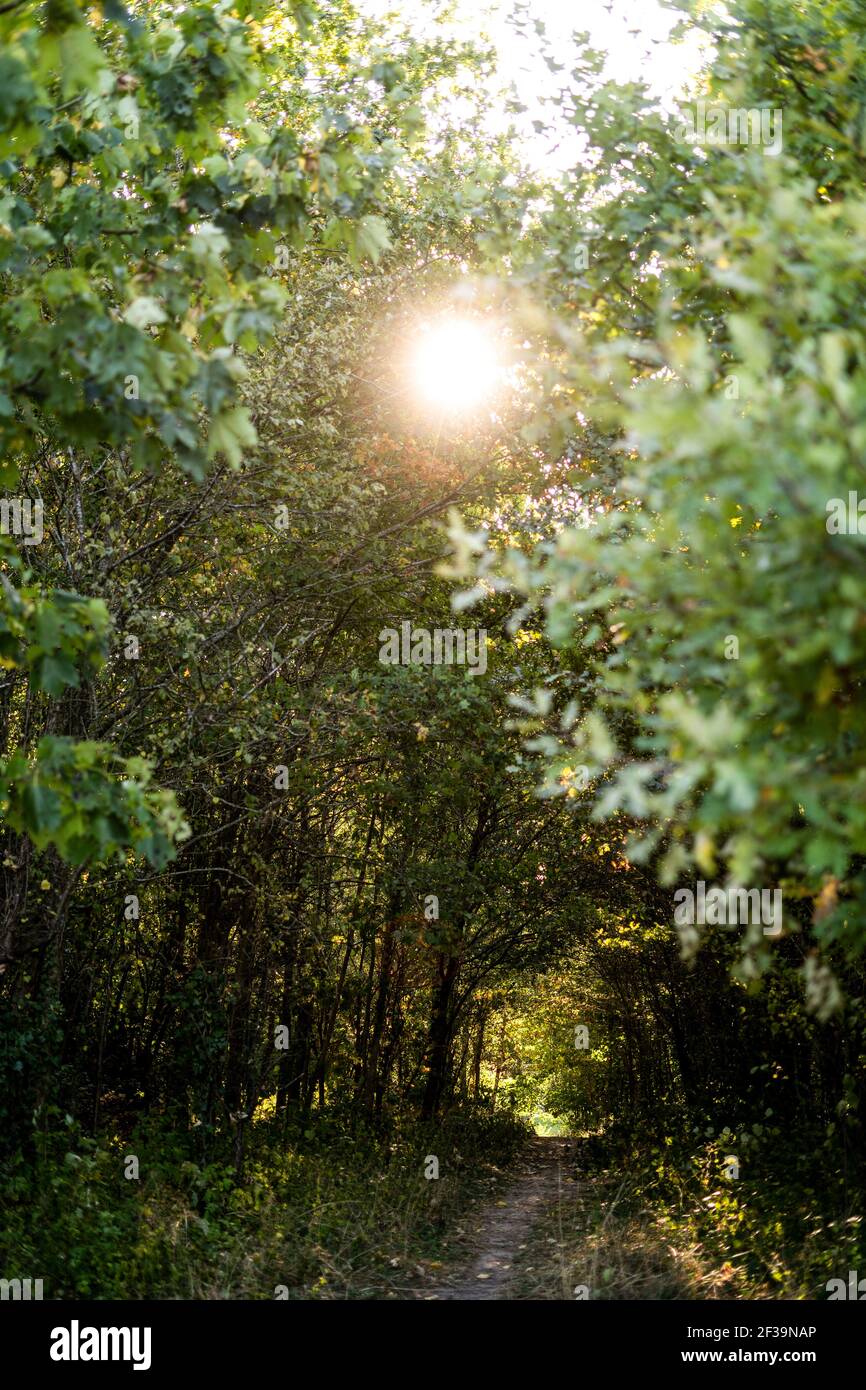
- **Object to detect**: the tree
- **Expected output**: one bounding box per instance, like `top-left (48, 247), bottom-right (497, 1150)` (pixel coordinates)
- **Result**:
top-left (448, 0), bottom-right (866, 1008)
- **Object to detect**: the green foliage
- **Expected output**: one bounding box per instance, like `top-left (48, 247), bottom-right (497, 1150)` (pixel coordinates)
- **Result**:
top-left (0, 0), bottom-right (417, 869)
top-left (0, 583), bottom-right (109, 697)
top-left (0, 1109), bottom-right (526, 1298)
top-left (1, 0), bottom-right (865, 1307)
top-left (533, 1126), bottom-right (866, 1301)
top-left (448, 0), bottom-right (866, 991)
top-left (1, 737), bottom-right (185, 865)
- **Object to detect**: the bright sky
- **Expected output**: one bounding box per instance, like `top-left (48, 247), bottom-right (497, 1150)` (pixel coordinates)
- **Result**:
top-left (358, 0), bottom-right (707, 167)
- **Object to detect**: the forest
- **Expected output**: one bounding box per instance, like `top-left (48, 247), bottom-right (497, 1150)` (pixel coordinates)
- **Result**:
top-left (1, 0), bottom-right (865, 1313)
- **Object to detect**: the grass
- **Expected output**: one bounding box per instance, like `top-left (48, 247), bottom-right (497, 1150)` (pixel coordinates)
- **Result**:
top-left (0, 1107), bottom-right (529, 1300)
top-left (6, 1106), bottom-right (860, 1301)
top-left (510, 1127), bottom-right (866, 1301)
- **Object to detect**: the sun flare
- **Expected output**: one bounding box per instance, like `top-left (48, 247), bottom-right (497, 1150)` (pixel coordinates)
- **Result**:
top-left (411, 318), bottom-right (501, 414)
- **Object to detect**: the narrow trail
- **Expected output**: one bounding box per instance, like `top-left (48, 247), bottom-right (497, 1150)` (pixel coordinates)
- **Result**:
top-left (428, 1136), bottom-right (573, 1300)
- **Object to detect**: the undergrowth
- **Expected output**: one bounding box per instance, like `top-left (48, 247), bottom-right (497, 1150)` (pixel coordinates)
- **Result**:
top-left (511, 1123), bottom-right (865, 1301)
top-left (0, 1107), bottom-right (528, 1299)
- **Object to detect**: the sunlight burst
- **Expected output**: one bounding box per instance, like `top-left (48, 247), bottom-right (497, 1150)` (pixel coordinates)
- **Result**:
top-left (411, 318), bottom-right (501, 414)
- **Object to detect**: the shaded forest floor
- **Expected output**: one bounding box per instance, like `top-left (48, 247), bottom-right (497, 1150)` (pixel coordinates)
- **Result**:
top-left (412, 1130), bottom-right (864, 1302)
top-left (414, 1133), bottom-right (710, 1301)
top-left (422, 1137), bottom-right (575, 1299)
top-left (2, 1113), bottom-right (862, 1300)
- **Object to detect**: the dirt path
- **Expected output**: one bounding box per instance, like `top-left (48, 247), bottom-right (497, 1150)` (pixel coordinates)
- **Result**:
top-left (427, 1136), bottom-right (573, 1300)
